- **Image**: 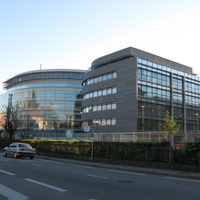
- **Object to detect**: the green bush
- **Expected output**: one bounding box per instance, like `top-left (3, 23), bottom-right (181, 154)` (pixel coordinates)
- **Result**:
top-left (0, 138), bottom-right (199, 167)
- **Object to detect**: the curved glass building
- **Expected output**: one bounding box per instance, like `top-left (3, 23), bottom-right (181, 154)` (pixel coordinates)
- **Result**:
top-left (1, 69), bottom-right (86, 138)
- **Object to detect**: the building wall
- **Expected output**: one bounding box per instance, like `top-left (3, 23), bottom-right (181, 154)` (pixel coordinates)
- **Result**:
top-left (0, 69), bottom-right (86, 137)
top-left (82, 55), bottom-right (138, 132)
top-left (82, 47), bottom-right (200, 134)
top-left (1, 47), bottom-right (200, 137)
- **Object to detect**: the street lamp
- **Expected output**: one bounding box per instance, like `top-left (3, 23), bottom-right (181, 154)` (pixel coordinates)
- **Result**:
top-left (54, 121), bottom-right (58, 139)
top-left (141, 106), bottom-right (145, 132)
top-left (195, 113), bottom-right (199, 133)
top-left (26, 114), bottom-right (30, 139)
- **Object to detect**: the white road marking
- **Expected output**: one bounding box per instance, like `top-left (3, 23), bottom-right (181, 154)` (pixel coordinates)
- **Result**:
top-left (0, 184), bottom-right (28, 200)
top-left (36, 158), bottom-right (63, 164)
top-left (71, 164), bottom-right (96, 169)
top-left (87, 199), bottom-right (98, 200)
top-left (0, 169), bottom-right (16, 176)
top-left (109, 169), bottom-right (146, 176)
top-left (87, 174), bottom-right (108, 179)
top-left (164, 176), bottom-right (200, 183)
top-left (32, 163), bottom-right (42, 167)
top-left (24, 178), bottom-right (67, 192)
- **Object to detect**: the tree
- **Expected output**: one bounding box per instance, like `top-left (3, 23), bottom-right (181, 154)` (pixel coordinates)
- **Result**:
top-left (1, 103), bottom-right (20, 139)
top-left (162, 110), bottom-right (180, 139)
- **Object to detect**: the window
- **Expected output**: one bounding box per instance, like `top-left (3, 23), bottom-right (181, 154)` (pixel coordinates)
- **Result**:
top-left (93, 105), bottom-right (97, 112)
top-left (103, 89), bottom-right (107, 96)
top-left (97, 119), bottom-right (102, 125)
top-left (89, 92), bottom-right (93, 98)
top-left (97, 105), bottom-right (102, 111)
top-left (83, 86), bottom-right (117, 100)
top-left (112, 87), bottom-right (117, 93)
top-left (107, 103), bottom-right (112, 110)
top-left (94, 90), bottom-right (97, 97)
top-left (107, 119), bottom-right (111, 125)
top-left (102, 104), bottom-right (106, 110)
top-left (98, 76), bottom-right (103, 82)
top-left (94, 77), bottom-right (98, 83)
top-left (113, 72), bottom-right (117, 78)
top-left (88, 106), bottom-right (92, 112)
top-left (107, 88), bottom-right (112, 94)
top-left (98, 90), bottom-right (102, 96)
top-left (107, 73), bottom-right (112, 79)
top-left (112, 102), bottom-right (117, 109)
top-left (83, 72), bottom-right (117, 86)
top-left (103, 74), bottom-right (108, 81)
top-left (82, 102), bottom-right (117, 113)
top-left (112, 118), bottom-right (116, 125)
top-left (102, 119), bottom-right (106, 126)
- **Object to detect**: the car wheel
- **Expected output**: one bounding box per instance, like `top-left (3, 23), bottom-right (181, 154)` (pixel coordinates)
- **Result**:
top-left (3, 151), bottom-right (7, 157)
top-left (30, 156), bottom-right (34, 160)
top-left (14, 152), bottom-right (18, 158)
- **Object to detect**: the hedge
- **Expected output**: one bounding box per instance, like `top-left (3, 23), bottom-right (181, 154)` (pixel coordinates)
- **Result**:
top-left (1, 139), bottom-right (200, 167)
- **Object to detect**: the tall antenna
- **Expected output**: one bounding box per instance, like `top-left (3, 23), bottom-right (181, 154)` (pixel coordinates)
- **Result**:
top-left (40, 64), bottom-right (42, 70)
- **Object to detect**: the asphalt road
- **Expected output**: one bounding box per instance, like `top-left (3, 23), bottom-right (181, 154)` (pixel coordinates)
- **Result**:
top-left (0, 154), bottom-right (200, 200)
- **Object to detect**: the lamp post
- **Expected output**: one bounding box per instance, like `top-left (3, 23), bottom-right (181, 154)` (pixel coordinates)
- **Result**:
top-left (26, 114), bottom-right (29, 139)
top-left (141, 106), bottom-right (145, 132)
top-left (195, 113), bottom-right (199, 133)
top-left (178, 114), bottom-right (182, 132)
top-left (54, 121), bottom-right (57, 139)
top-left (141, 105), bottom-right (145, 141)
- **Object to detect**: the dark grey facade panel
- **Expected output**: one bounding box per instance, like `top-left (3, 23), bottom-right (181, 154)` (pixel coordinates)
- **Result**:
top-left (82, 47), bottom-right (200, 134)
top-left (91, 47), bottom-right (193, 75)
top-left (82, 52), bottom-right (138, 133)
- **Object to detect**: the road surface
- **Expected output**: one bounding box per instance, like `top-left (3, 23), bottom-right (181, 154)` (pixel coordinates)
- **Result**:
top-left (0, 154), bottom-right (200, 200)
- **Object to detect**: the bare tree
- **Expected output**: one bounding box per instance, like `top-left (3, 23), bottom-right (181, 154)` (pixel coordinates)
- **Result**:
top-left (1, 103), bottom-right (20, 139)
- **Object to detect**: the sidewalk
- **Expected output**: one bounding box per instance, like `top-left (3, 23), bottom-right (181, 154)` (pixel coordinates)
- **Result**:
top-left (36, 155), bottom-right (200, 180)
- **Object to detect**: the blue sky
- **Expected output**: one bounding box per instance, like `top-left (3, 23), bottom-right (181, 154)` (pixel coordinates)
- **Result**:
top-left (1, 0), bottom-right (200, 91)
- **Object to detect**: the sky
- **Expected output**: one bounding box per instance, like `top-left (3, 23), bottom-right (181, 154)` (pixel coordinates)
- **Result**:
top-left (0, 0), bottom-right (200, 92)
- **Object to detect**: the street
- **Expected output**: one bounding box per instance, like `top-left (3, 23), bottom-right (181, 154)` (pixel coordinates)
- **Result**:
top-left (0, 153), bottom-right (200, 200)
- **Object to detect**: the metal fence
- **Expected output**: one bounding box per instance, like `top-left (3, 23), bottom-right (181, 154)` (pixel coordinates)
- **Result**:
top-left (10, 130), bottom-right (200, 143)
top-left (74, 131), bottom-right (200, 144)
top-left (74, 132), bottom-right (173, 142)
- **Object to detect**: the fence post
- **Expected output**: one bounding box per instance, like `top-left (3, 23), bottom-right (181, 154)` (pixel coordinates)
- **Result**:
top-left (91, 141), bottom-right (93, 162)
top-left (145, 147), bottom-right (148, 160)
top-left (169, 147), bottom-right (173, 163)
top-left (198, 150), bottom-right (200, 165)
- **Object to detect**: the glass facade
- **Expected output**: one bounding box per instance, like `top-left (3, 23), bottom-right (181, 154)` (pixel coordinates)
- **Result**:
top-left (137, 59), bottom-right (200, 134)
top-left (0, 69), bottom-right (86, 137)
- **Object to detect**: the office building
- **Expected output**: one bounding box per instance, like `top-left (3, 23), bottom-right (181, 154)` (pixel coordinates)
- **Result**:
top-left (81, 47), bottom-right (200, 136)
top-left (0, 69), bottom-right (86, 138)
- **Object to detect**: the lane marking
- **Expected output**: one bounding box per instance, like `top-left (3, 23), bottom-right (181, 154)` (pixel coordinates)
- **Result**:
top-left (87, 174), bottom-right (108, 179)
top-left (164, 177), bottom-right (200, 183)
top-left (87, 199), bottom-right (98, 200)
top-left (109, 169), bottom-right (146, 176)
top-left (36, 158), bottom-right (63, 164)
top-left (0, 169), bottom-right (16, 176)
top-left (0, 184), bottom-right (28, 200)
top-left (71, 164), bottom-right (96, 169)
top-left (24, 178), bottom-right (67, 192)
top-left (32, 163), bottom-right (42, 167)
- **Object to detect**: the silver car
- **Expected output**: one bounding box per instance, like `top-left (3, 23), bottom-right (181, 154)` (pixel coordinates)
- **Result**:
top-left (3, 142), bottom-right (36, 159)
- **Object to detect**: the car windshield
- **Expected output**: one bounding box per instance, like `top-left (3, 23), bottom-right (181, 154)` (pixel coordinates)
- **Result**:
top-left (19, 144), bottom-right (32, 148)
